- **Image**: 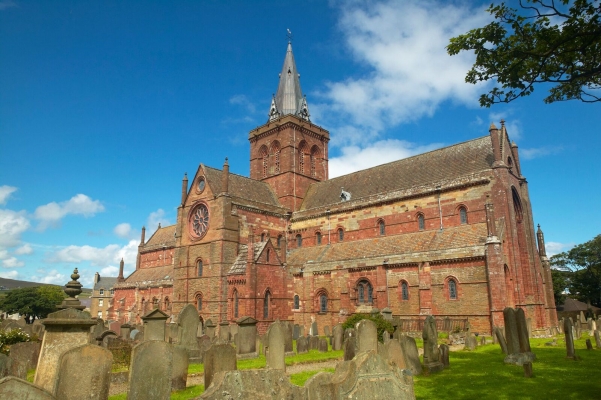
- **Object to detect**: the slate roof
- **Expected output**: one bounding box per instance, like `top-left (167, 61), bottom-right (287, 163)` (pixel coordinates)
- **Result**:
top-left (287, 223), bottom-right (488, 269)
top-left (300, 136), bottom-right (494, 211)
top-left (143, 224), bottom-right (176, 251)
top-left (557, 298), bottom-right (601, 313)
top-left (93, 277), bottom-right (118, 291)
top-left (228, 242), bottom-right (268, 275)
top-left (203, 166), bottom-right (284, 209)
top-left (114, 264), bottom-right (174, 289)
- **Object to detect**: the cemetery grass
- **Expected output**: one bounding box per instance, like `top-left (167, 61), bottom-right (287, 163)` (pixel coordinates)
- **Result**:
top-left (413, 334), bottom-right (601, 399)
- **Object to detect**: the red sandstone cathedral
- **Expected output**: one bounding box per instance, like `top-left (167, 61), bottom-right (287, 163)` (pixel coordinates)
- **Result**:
top-left (107, 43), bottom-right (557, 335)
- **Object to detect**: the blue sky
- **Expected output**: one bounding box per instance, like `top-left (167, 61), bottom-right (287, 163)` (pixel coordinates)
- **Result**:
top-left (1, 1), bottom-right (599, 287)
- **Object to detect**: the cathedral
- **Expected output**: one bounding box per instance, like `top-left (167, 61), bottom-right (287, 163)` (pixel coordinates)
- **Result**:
top-left (108, 42), bottom-right (557, 335)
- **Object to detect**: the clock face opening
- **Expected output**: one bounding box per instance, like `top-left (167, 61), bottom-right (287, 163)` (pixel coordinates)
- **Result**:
top-left (190, 203), bottom-right (209, 238)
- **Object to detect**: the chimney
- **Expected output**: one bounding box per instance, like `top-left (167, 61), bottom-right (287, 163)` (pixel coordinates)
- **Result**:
top-left (94, 272), bottom-right (100, 285)
top-left (118, 258), bottom-right (125, 282)
top-left (140, 226), bottom-right (146, 246)
top-left (222, 158), bottom-right (229, 194)
top-left (181, 173), bottom-right (188, 205)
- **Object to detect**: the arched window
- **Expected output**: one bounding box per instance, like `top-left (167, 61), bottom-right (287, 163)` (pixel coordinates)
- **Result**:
top-left (164, 297), bottom-right (170, 310)
top-left (401, 281), bottom-right (409, 301)
top-left (233, 290), bottom-right (239, 318)
top-left (459, 207), bottom-right (468, 224)
top-left (277, 235), bottom-right (282, 247)
top-left (293, 295), bottom-right (300, 309)
top-left (196, 295), bottom-right (203, 311)
top-left (418, 214), bottom-right (425, 230)
top-left (271, 141), bottom-right (281, 174)
top-left (152, 297), bottom-right (158, 307)
top-left (263, 291), bottom-right (270, 319)
top-left (378, 220), bottom-right (385, 235)
top-left (266, 248), bottom-right (270, 262)
top-left (357, 279), bottom-right (373, 304)
top-left (316, 232), bottom-right (322, 245)
top-left (197, 260), bottom-right (203, 277)
top-left (296, 234), bottom-right (302, 248)
top-left (298, 142), bottom-right (308, 174)
top-left (512, 187), bottom-right (524, 222)
top-left (260, 145), bottom-right (269, 178)
top-left (338, 228), bottom-right (344, 242)
top-left (260, 233), bottom-right (265, 242)
top-left (310, 145), bottom-right (320, 177)
top-left (319, 294), bottom-right (328, 313)
top-left (448, 279), bottom-right (457, 300)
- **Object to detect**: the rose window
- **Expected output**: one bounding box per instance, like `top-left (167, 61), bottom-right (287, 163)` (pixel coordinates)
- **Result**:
top-left (190, 203), bottom-right (209, 238)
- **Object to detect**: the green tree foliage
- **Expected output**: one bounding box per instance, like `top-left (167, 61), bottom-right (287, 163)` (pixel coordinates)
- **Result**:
top-left (550, 234), bottom-right (601, 308)
top-left (550, 268), bottom-right (570, 305)
top-left (0, 329), bottom-right (32, 355)
top-left (341, 313), bottom-right (394, 342)
top-left (447, 0), bottom-right (601, 106)
top-left (0, 286), bottom-right (66, 321)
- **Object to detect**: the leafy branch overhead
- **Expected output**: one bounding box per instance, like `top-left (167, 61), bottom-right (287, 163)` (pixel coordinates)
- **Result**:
top-left (447, 0), bottom-right (601, 106)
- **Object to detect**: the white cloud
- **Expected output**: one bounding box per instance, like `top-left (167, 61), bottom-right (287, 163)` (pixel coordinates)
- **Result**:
top-left (101, 266), bottom-right (119, 276)
top-left (147, 209), bottom-right (170, 232)
top-left (489, 111), bottom-right (521, 140)
top-left (546, 241), bottom-right (574, 257)
top-left (229, 94), bottom-right (257, 114)
top-left (0, 209), bottom-right (30, 248)
top-left (520, 146), bottom-right (563, 160)
top-left (330, 139), bottom-right (443, 178)
top-left (2, 257), bottom-right (24, 268)
top-left (47, 239), bottom-right (139, 268)
top-left (29, 269), bottom-right (67, 285)
top-left (314, 0), bottom-right (490, 147)
top-left (0, 270), bottom-right (19, 279)
top-left (0, 185), bottom-right (17, 205)
top-left (34, 194), bottom-right (105, 230)
top-left (114, 223), bottom-right (133, 239)
top-left (14, 244), bottom-right (33, 255)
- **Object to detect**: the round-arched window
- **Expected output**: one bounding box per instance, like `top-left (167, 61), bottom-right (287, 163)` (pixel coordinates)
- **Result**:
top-left (189, 203), bottom-right (209, 238)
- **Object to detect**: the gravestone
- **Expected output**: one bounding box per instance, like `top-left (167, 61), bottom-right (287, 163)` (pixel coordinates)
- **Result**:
top-left (503, 307), bottom-right (535, 365)
top-left (204, 343), bottom-right (237, 389)
top-left (381, 307), bottom-right (393, 320)
top-left (318, 338), bottom-right (328, 352)
top-left (109, 321), bottom-right (121, 336)
top-left (171, 345), bottom-right (189, 391)
top-left (265, 321), bottom-right (286, 371)
top-left (141, 308), bottom-right (169, 341)
top-left (284, 321), bottom-right (293, 354)
top-left (332, 324), bottom-right (344, 351)
top-left (299, 325), bottom-right (305, 337)
top-left (523, 362), bottom-right (533, 378)
top-left (168, 323), bottom-right (179, 343)
top-left (236, 316), bottom-right (257, 356)
top-left (32, 319), bottom-right (46, 337)
top-left (399, 336), bottom-right (422, 375)
top-left (310, 335), bottom-right (320, 351)
top-left (55, 344), bottom-right (112, 400)
top-left (0, 354), bottom-right (11, 378)
top-left (503, 308), bottom-right (520, 354)
top-left (310, 321), bottom-right (318, 336)
top-left (464, 335), bottom-right (477, 350)
top-left (343, 336), bottom-right (356, 361)
top-left (594, 330), bottom-right (601, 349)
top-left (586, 339), bottom-right (593, 350)
top-left (381, 339), bottom-right (407, 370)
top-left (90, 318), bottom-right (105, 344)
top-left (296, 336), bottom-right (308, 354)
top-left (356, 319), bottom-right (378, 353)
top-left (564, 317), bottom-right (577, 360)
top-left (344, 328), bottom-right (356, 338)
top-left (196, 320), bottom-right (204, 338)
top-left (0, 376), bottom-right (55, 400)
top-left (293, 324), bottom-right (300, 340)
top-left (440, 344), bottom-right (450, 367)
top-left (324, 326), bottom-right (330, 336)
top-left (35, 308), bottom-right (96, 393)
top-left (120, 323), bottom-right (132, 340)
top-left (197, 335), bottom-right (213, 362)
top-left (177, 304), bottom-right (201, 357)
top-left (422, 315), bottom-right (444, 373)
top-left (133, 331), bottom-right (144, 341)
top-left (205, 319), bottom-right (216, 338)
top-left (219, 321), bottom-right (230, 342)
top-left (130, 329), bottom-right (139, 340)
top-left (494, 327), bottom-right (508, 354)
top-left (127, 340), bottom-right (173, 400)
top-left (515, 308), bottom-right (532, 353)
top-left (99, 330), bottom-right (118, 347)
top-left (382, 331), bottom-right (390, 343)
top-left (8, 341), bottom-right (40, 380)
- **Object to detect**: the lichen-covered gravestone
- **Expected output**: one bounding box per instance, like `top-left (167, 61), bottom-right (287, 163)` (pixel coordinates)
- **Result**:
top-left (356, 319), bottom-right (378, 353)
top-left (296, 336), bottom-right (308, 354)
top-left (318, 338), bottom-right (329, 352)
top-left (564, 317), bottom-right (578, 360)
top-left (127, 341), bottom-right (173, 400)
top-left (0, 376), bottom-right (55, 400)
top-left (399, 336), bottom-right (422, 375)
top-left (171, 345), bottom-right (189, 391)
top-left (332, 324), bottom-right (344, 351)
top-left (8, 341), bottom-right (40, 380)
top-left (177, 304), bottom-right (201, 358)
top-left (422, 315), bottom-right (444, 373)
top-left (54, 344), bottom-right (112, 400)
top-left (343, 336), bottom-right (356, 361)
top-left (204, 343), bottom-right (236, 389)
top-left (266, 321), bottom-right (286, 371)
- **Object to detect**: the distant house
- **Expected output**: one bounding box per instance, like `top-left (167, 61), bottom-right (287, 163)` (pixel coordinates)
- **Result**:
top-left (90, 271), bottom-right (118, 320)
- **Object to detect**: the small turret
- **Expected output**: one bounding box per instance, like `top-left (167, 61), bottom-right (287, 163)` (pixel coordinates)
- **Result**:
top-left (140, 226), bottom-right (146, 246)
top-left (489, 122), bottom-right (504, 168)
top-left (118, 258), bottom-right (125, 282)
top-left (222, 158), bottom-right (229, 194)
top-left (181, 173), bottom-right (188, 205)
top-left (537, 224), bottom-right (547, 258)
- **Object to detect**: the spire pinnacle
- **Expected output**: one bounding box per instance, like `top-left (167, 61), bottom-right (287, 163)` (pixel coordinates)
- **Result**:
top-left (269, 41), bottom-right (310, 122)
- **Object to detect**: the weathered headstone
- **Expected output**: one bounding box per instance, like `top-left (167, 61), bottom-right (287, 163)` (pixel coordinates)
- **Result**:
top-left (296, 336), bottom-right (308, 354)
top-left (141, 308), bottom-right (169, 341)
top-left (515, 308), bottom-right (532, 353)
top-left (494, 326), bottom-right (508, 354)
top-left (523, 362), bottom-right (533, 378)
top-left (8, 341), bottom-right (40, 380)
top-left (0, 376), bottom-right (55, 399)
top-left (0, 354), bottom-right (11, 378)
top-left (503, 307), bottom-right (535, 365)
top-left (293, 324), bottom-right (300, 340)
top-left (171, 345), bottom-right (189, 391)
top-left (200, 369), bottom-right (305, 400)
top-left (383, 331), bottom-right (390, 343)
top-left (130, 329), bottom-right (139, 340)
top-left (324, 326), bottom-right (330, 336)
top-left (343, 336), bottom-right (356, 361)
top-left (205, 319), bottom-right (216, 338)
top-left (439, 344), bottom-right (450, 367)
top-left (310, 321), bottom-right (318, 336)
top-left (594, 330), bottom-right (601, 349)
top-left (284, 321), bottom-right (293, 354)
top-left (120, 323), bottom-right (132, 340)
top-left (177, 304), bottom-right (200, 357)
top-left (399, 336), bottom-right (422, 375)
top-left (55, 344), bottom-right (112, 400)
top-left (90, 318), bottom-right (105, 344)
top-left (564, 317), bottom-right (577, 360)
top-left (344, 328), bottom-right (355, 338)
top-left (265, 321), bottom-right (286, 371)
top-left (504, 308), bottom-right (521, 354)
top-left (127, 340), bottom-right (173, 400)
top-left (299, 325), bottom-right (305, 337)
top-left (218, 321), bottom-right (230, 342)
top-left (332, 324), bottom-right (344, 351)
top-left (422, 315), bottom-right (444, 373)
top-left (464, 335), bottom-right (477, 350)
top-left (381, 307), bottom-right (393, 320)
top-left (318, 338), bottom-right (328, 352)
top-left (381, 339), bottom-right (407, 370)
top-left (235, 316), bottom-right (257, 356)
top-left (309, 335), bottom-right (320, 351)
top-left (204, 343), bottom-right (236, 389)
top-left (356, 319), bottom-right (378, 353)
top-left (586, 339), bottom-right (593, 350)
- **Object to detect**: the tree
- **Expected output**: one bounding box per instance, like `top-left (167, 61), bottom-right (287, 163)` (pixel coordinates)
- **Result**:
top-left (447, 0), bottom-right (601, 106)
top-left (550, 268), bottom-right (570, 305)
top-left (0, 286), bottom-right (66, 321)
top-left (550, 234), bottom-right (601, 308)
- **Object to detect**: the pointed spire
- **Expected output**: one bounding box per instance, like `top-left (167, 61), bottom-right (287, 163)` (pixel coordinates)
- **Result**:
top-left (270, 42), bottom-right (310, 122)
top-left (537, 224), bottom-right (547, 258)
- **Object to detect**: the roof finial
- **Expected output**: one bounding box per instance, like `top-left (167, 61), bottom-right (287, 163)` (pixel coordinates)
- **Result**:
top-left (287, 28), bottom-right (293, 43)
top-left (500, 119), bottom-right (505, 127)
